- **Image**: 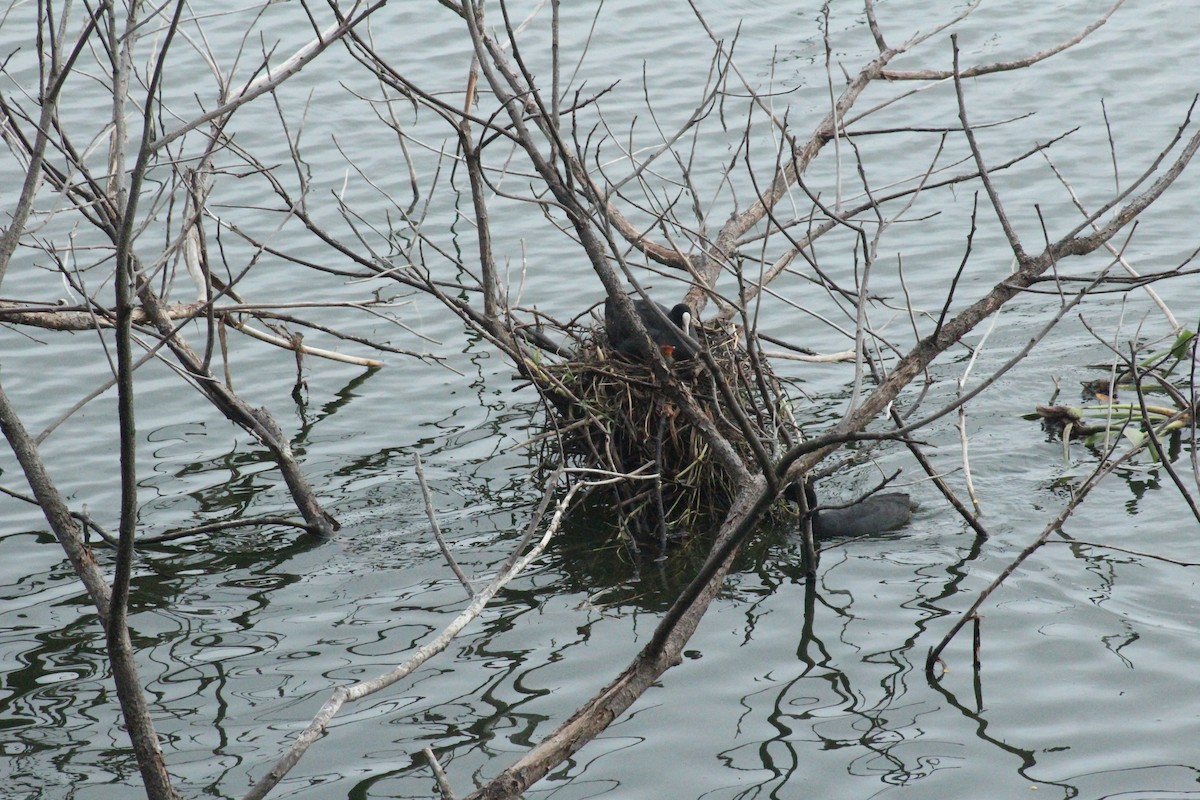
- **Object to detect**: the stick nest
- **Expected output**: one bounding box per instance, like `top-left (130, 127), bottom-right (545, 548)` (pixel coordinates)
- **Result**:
top-left (528, 317), bottom-right (803, 544)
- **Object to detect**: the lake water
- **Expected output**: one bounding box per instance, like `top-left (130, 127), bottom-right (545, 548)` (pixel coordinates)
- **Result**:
top-left (3, 2), bottom-right (1200, 799)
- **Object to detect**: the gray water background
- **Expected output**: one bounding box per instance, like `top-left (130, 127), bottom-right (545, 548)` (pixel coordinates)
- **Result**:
top-left (3, 2), bottom-right (1200, 798)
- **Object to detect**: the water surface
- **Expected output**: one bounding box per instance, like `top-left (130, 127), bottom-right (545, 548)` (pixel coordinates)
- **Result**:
top-left (2, 2), bottom-right (1199, 799)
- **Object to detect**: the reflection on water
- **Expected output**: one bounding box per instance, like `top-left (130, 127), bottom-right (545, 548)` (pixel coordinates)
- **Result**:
top-left (6, 447), bottom-right (1200, 798)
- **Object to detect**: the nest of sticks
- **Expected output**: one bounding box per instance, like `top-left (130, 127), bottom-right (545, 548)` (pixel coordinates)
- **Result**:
top-left (530, 313), bottom-right (804, 546)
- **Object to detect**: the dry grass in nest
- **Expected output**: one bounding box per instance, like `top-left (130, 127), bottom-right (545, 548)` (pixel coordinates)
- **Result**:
top-left (530, 318), bottom-right (803, 545)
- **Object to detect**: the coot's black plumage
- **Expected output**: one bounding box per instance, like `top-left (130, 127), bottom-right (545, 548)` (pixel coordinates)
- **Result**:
top-left (803, 481), bottom-right (913, 538)
top-left (604, 297), bottom-right (693, 359)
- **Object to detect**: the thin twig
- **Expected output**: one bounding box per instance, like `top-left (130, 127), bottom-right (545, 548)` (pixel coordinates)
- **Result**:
top-left (423, 747), bottom-right (457, 800)
top-left (925, 433), bottom-right (1146, 678)
top-left (415, 454), bottom-right (474, 598)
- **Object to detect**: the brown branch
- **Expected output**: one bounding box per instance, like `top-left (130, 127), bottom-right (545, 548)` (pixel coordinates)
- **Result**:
top-left (0, 4), bottom-right (105, 289)
top-left (148, 1), bottom-right (389, 152)
top-left (0, 381), bottom-right (113, 616)
top-left (135, 277), bottom-right (339, 539)
top-left (0, 377), bottom-right (179, 800)
top-left (881, 0), bottom-right (1127, 81)
top-left (0, 299), bottom-right (203, 330)
top-left (415, 453), bottom-right (474, 597)
top-left (925, 434), bottom-right (1143, 676)
top-left (104, 3), bottom-right (186, 796)
top-left (952, 35), bottom-right (1027, 263)
top-left (1126, 345), bottom-right (1200, 523)
top-left (685, 45), bottom-right (903, 311)
top-left (462, 475), bottom-right (777, 800)
top-left (0, 300), bottom-right (388, 365)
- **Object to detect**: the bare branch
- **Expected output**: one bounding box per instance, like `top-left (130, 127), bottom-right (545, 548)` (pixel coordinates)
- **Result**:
top-left (242, 471), bottom-right (573, 800)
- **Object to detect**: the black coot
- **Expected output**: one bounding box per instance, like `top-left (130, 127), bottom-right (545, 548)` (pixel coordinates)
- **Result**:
top-left (803, 480), bottom-right (913, 538)
top-left (604, 297), bottom-right (693, 359)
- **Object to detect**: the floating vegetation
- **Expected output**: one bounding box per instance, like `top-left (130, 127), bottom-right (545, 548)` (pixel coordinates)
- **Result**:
top-left (1032, 329), bottom-right (1196, 462)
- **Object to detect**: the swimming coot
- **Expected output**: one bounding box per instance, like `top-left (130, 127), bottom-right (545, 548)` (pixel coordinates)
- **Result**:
top-left (604, 297), bottom-right (693, 359)
top-left (803, 480), bottom-right (913, 538)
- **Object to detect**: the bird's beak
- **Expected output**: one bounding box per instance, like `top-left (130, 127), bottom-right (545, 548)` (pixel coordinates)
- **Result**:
top-left (681, 312), bottom-right (692, 337)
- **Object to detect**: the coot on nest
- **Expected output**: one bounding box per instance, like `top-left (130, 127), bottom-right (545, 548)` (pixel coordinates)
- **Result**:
top-left (604, 297), bottom-right (693, 359)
